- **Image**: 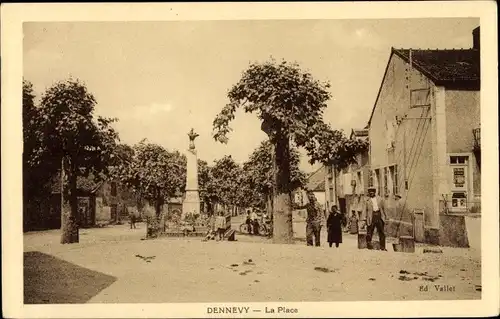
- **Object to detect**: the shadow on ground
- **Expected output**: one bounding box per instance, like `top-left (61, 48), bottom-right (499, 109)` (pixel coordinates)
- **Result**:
top-left (24, 251), bottom-right (117, 304)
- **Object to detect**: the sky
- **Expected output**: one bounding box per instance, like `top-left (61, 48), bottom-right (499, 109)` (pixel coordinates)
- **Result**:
top-left (23, 18), bottom-right (479, 173)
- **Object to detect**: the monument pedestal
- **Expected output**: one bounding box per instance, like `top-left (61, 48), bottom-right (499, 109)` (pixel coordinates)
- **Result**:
top-left (183, 190), bottom-right (200, 218)
top-left (182, 147), bottom-right (201, 219)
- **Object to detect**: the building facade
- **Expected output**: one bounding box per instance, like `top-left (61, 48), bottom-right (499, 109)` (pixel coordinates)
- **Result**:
top-left (305, 166), bottom-right (327, 211)
top-left (326, 26), bottom-right (480, 247)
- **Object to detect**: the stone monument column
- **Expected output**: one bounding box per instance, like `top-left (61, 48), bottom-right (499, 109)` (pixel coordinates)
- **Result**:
top-left (182, 128), bottom-right (201, 218)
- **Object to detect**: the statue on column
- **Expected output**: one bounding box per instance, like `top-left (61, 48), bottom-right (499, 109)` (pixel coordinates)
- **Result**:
top-left (188, 128), bottom-right (199, 151)
top-left (183, 128), bottom-right (201, 219)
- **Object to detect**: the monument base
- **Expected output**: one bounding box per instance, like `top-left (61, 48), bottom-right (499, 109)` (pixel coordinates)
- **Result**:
top-left (182, 201), bottom-right (201, 218)
top-left (182, 189), bottom-right (200, 219)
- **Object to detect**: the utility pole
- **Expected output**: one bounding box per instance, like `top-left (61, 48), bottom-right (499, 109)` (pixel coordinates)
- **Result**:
top-left (60, 156), bottom-right (64, 223)
top-left (404, 49), bottom-right (413, 191)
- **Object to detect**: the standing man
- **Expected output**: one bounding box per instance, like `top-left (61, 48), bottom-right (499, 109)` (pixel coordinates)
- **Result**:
top-left (364, 187), bottom-right (387, 251)
top-left (250, 209), bottom-right (259, 235)
top-left (304, 190), bottom-right (323, 247)
top-left (245, 209), bottom-right (253, 235)
top-left (129, 209), bottom-right (137, 229)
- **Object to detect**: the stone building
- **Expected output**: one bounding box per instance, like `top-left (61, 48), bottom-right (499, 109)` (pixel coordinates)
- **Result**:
top-left (325, 26), bottom-right (480, 248)
top-left (305, 166), bottom-right (327, 210)
top-left (324, 129), bottom-right (371, 221)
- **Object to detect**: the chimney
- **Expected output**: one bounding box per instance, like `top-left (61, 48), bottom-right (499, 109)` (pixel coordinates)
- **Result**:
top-left (472, 26), bottom-right (480, 50)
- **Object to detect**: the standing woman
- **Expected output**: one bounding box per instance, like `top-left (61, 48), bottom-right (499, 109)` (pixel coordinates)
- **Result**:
top-left (327, 205), bottom-right (343, 248)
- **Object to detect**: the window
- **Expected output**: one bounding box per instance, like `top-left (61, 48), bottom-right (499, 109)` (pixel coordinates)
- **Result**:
top-left (375, 169), bottom-right (382, 196)
top-left (110, 182), bottom-right (117, 196)
top-left (450, 156), bottom-right (468, 165)
top-left (410, 88), bottom-right (431, 108)
top-left (390, 165), bottom-right (399, 195)
top-left (357, 171), bottom-right (362, 193)
top-left (383, 167), bottom-right (389, 195)
top-left (368, 170), bottom-right (374, 188)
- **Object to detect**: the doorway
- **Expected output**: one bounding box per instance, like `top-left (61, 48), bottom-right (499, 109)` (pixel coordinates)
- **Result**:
top-left (338, 198), bottom-right (347, 217)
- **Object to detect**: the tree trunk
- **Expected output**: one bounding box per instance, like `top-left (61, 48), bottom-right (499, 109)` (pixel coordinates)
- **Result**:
top-left (155, 188), bottom-right (162, 217)
top-left (115, 203), bottom-right (120, 224)
top-left (61, 159), bottom-right (79, 244)
top-left (272, 135), bottom-right (293, 244)
top-left (266, 193), bottom-right (273, 217)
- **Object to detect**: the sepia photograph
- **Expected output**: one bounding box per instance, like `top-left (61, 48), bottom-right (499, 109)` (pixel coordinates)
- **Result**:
top-left (2, 2), bottom-right (498, 318)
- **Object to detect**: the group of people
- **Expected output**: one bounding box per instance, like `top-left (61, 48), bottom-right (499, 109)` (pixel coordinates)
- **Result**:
top-left (204, 211), bottom-right (228, 241)
top-left (244, 209), bottom-right (270, 236)
top-left (303, 187), bottom-right (389, 250)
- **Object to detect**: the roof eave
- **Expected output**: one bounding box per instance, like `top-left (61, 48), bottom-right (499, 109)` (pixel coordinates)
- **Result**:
top-left (434, 79), bottom-right (480, 90)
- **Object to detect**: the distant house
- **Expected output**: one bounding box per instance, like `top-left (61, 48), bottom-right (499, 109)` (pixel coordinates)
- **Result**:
top-left (324, 128), bottom-right (370, 219)
top-left (305, 166), bottom-right (327, 211)
top-left (93, 180), bottom-right (138, 226)
top-left (24, 169), bottom-right (198, 231)
top-left (24, 174), bottom-right (137, 230)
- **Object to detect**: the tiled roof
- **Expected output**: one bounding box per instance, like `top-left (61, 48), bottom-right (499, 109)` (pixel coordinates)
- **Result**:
top-left (350, 128), bottom-right (369, 139)
top-left (393, 48), bottom-right (480, 89)
top-left (50, 172), bottom-right (103, 194)
top-left (306, 166), bottom-right (326, 192)
top-left (368, 37), bottom-right (481, 127)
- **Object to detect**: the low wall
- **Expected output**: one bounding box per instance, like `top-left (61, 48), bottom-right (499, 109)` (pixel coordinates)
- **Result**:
top-left (386, 214), bottom-right (480, 249)
top-left (385, 219), bottom-right (413, 238)
top-left (292, 209), bottom-right (307, 222)
top-left (95, 204), bottom-right (111, 225)
top-left (464, 215), bottom-right (481, 250)
top-left (438, 214), bottom-right (470, 248)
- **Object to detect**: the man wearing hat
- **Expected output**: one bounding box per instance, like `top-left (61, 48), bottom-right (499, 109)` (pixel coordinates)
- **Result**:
top-left (296, 189), bottom-right (324, 246)
top-left (364, 187), bottom-right (387, 250)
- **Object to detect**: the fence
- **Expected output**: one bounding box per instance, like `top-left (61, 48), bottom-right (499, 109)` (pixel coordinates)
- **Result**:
top-left (439, 199), bottom-right (481, 215)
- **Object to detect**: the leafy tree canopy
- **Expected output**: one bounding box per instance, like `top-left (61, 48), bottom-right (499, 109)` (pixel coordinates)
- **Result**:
top-left (243, 140), bottom-right (306, 196)
top-left (23, 80), bottom-right (54, 199)
top-left (37, 78), bottom-right (119, 180)
top-left (209, 155), bottom-right (243, 206)
top-left (115, 140), bottom-right (187, 205)
top-left (213, 59), bottom-right (331, 145)
top-left (212, 59), bottom-right (369, 170)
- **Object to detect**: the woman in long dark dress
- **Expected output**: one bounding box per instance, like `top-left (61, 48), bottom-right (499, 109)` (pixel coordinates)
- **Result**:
top-left (327, 205), bottom-right (343, 248)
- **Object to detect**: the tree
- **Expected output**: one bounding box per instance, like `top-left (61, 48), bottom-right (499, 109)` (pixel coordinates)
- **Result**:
top-left (213, 59), bottom-right (362, 243)
top-left (111, 143), bottom-right (135, 167)
top-left (213, 59), bottom-right (332, 243)
top-left (197, 159), bottom-right (217, 214)
top-left (209, 155), bottom-right (243, 210)
top-left (116, 140), bottom-right (187, 217)
top-left (23, 80), bottom-right (56, 230)
top-left (306, 123), bottom-right (369, 170)
top-left (243, 140), bottom-right (306, 215)
top-left (37, 78), bottom-right (120, 244)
